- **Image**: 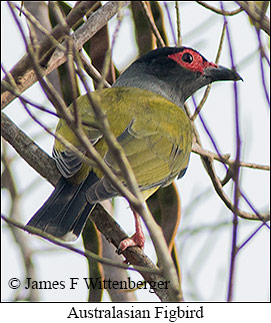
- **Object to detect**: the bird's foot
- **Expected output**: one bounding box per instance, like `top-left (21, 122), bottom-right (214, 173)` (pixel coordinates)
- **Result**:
top-left (117, 231), bottom-right (145, 254)
top-left (117, 211), bottom-right (145, 254)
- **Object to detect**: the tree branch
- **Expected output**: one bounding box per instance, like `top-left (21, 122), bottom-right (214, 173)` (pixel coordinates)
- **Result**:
top-left (1, 112), bottom-right (59, 186)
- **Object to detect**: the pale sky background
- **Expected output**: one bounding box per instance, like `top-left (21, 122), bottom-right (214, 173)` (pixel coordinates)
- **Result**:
top-left (1, 1), bottom-right (270, 303)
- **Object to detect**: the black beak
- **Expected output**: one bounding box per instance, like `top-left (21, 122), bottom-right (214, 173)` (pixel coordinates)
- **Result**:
top-left (204, 65), bottom-right (243, 82)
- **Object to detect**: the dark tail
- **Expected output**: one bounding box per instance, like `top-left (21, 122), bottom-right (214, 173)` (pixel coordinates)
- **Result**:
top-left (26, 172), bottom-right (99, 241)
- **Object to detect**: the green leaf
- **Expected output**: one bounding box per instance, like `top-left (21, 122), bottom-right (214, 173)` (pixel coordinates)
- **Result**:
top-left (131, 1), bottom-right (154, 55)
top-left (150, 1), bottom-right (168, 46)
top-left (82, 218), bottom-right (104, 302)
top-left (147, 182), bottom-right (182, 280)
top-left (86, 2), bottom-right (115, 86)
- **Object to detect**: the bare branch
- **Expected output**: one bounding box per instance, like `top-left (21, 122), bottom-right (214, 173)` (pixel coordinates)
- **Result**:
top-left (197, 1), bottom-right (243, 16)
top-left (1, 113), bottom-right (59, 186)
top-left (192, 143), bottom-right (270, 172)
top-left (191, 22), bottom-right (227, 121)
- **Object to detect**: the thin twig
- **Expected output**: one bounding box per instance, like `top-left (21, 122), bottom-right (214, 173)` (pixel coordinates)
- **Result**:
top-left (175, 1), bottom-right (182, 46)
top-left (192, 143), bottom-right (270, 171)
top-left (79, 52), bottom-right (111, 88)
top-left (1, 214), bottom-right (160, 275)
top-left (1, 67), bottom-right (59, 118)
top-left (240, 191), bottom-right (270, 227)
top-left (163, 2), bottom-right (177, 45)
top-left (236, 222), bottom-right (266, 253)
top-left (222, 5), bottom-right (241, 302)
top-left (196, 149), bottom-right (270, 223)
top-left (191, 22), bottom-right (226, 121)
top-left (197, 1), bottom-right (243, 16)
top-left (97, 4), bottom-right (123, 90)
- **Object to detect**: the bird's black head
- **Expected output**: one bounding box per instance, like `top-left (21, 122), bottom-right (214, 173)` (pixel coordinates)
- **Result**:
top-left (113, 46), bottom-right (242, 107)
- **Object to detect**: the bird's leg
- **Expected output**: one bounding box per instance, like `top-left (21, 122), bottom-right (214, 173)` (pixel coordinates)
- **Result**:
top-left (118, 210), bottom-right (145, 253)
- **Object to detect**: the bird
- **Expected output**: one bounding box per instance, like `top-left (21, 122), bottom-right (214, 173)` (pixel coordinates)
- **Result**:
top-left (27, 46), bottom-right (242, 252)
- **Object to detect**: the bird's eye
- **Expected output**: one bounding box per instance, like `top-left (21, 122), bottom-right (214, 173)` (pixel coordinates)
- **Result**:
top-left (182, 52), bottom-right (193, 63)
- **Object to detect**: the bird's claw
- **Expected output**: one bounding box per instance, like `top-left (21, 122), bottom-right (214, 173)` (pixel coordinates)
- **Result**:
top-left (117, 232), bottom-right (145, 254)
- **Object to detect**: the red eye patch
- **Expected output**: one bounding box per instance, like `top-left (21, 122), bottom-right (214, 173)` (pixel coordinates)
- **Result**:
top-left (168, 49), bottom-right (217, 74)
